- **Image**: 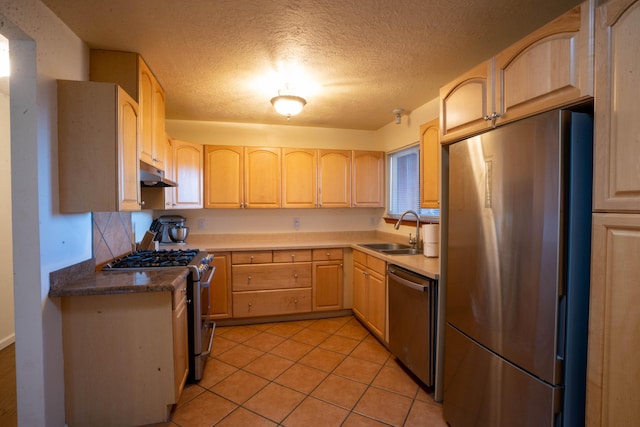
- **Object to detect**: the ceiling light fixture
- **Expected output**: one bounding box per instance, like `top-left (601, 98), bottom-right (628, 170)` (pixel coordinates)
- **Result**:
top-left (271, 91), bottom-right (307, 119)
top-left (393, 108), bottom-right (405, 125)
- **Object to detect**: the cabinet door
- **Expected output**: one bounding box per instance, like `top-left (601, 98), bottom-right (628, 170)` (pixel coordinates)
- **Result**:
top-left (587, 213), bottom-right (640, 426)
top-left (118, 91), bottom-right (141, 212)
top-left (138, 60), bottom-right (154, 166)
top-left (318, 149), bottom-right (351, 208)
top-left (352, 151), bottom-right (384, 207)
top-left (593, 0), bottom-right (640, 211)
top-left (440, 60), bottom-right (493, 143)
top-left (352, 262), bottom-right (367, 320)
top-left (282, 148), bottom-right (317, 208)
top-left (420, 118), bottom-right (440, 209)
top-left (313, 260), bottom-right (343, 311)
top-left (367, 270), bottom-right (386, 340)
top-left (494, 2), bottom-right (594, 126)
top-left (204, 145), bottom-right (244, 208)
top-left (172, 282), bottom-right (188, 399)
top-left (245, 147), bottom-right (281, 208)
top-left (172, 140), bottom-right (203, 209)
top-left (209, 252), bottom-right (232, 319)
top-left (151, 83), bottom-right (166, 170)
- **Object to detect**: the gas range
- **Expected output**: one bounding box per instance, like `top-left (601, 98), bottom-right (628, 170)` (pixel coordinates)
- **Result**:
top-left (102, 249), bottom-right (213, 280)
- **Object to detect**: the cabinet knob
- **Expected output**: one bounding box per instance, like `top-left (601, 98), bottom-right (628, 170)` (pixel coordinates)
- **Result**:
top-left (293, 272), bottom-right (298, 279)
top-left (250, 255), bottom-right (254, 262)
top-left (248, 276), bottom-right (252, 282)
top-left (326, 252), bottom-right (331, 258)
top-left (293, 299), bottom-right (298, 304)
top-left (291, 254), bottom-right (295, 261)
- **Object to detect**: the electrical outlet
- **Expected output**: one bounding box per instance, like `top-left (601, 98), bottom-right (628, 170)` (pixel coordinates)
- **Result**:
top-left (293, 217), bottom-right (300, 230)
top-left (197, 218), bottom-right (205, 230)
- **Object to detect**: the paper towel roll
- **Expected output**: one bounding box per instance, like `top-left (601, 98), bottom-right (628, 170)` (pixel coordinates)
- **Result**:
top-left (424, 242), bottom-right (439, 258)
top-left (422, 224), bottom-right (439, 243)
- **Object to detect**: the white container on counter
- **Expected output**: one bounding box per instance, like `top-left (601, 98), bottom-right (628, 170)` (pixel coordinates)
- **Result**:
top-left (422, 224), bottom-right (439, 257)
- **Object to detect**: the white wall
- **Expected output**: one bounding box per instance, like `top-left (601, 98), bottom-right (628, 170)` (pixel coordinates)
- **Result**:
top-left (1, 1), bottom-right (89, 425)
top-left (0, 44), bottom-right (14, 350)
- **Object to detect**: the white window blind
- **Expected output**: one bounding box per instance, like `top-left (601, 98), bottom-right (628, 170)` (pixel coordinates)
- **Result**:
top-left (388, 144), bottom-right (440, 221)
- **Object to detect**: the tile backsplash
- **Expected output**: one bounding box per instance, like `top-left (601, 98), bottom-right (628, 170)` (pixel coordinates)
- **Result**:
top-left (92, 212), bottom-right (134, 268)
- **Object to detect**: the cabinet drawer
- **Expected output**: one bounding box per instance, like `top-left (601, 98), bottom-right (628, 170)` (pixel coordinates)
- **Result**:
top-left (312, 248), bottom-right (343, 261)
top-left (232, 263), bottom-right (312, 291)
top-left (273, 249), bottom-right (312, 263)
top-left (353, 249), bottom-right (367, 266)
top-left (232, 251), bottom-right (272, 264)
top-left (232, 288), bottom-right (312, 317)
top-left (368, 256), bottom-right (386, 275)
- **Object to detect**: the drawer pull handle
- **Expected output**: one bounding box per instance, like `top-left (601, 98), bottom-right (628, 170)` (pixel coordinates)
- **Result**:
top-left (291, 254), bottom-right (295, 261)
top-left (294, 272), bottom-right (298, 279)
top-left (248, 276), bottom-right (252, 283)
top-left (250, 255), bottom-right (254, 262)
top-left (248, 302), bottom-right (252, 312)
top-left (293, 299), bottom-right (298, 304)
top-left (326, 252), bottom-right (330, 258)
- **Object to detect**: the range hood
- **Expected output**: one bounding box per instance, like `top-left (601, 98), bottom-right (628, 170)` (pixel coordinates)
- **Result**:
top-left (139, 161), bottom-right (177, 188)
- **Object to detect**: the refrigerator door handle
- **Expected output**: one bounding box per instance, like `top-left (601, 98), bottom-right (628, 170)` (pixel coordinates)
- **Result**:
top-left (557, 295), bottom-right (567, 361)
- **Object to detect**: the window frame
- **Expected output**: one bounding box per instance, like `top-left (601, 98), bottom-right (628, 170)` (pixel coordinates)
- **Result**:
top-left (385, 143), bottom-right (440, 224)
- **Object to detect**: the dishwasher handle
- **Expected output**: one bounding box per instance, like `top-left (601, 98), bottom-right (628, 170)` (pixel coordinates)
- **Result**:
top-left (388, 269), bottom-right (430, 292)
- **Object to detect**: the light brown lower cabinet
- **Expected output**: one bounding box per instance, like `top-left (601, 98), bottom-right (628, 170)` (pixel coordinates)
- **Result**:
top-left (352, 250), bottom-right (386, 341)
top-left (61, 280), bottom-right (187, 427)
top-left (587, 213), bottom-right (640, 426)
top-left (230, 248), bottom-right (344, 318)
top-left (208, 252), bottom-right (232, 319)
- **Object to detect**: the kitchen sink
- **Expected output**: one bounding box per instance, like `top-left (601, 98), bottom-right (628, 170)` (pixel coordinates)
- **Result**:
top-left (358, 243), bottom-right (419, 256)
top-left (380, 248), bottom-right (420, 255)
top-left (359, 243), bottom-right (412, 251)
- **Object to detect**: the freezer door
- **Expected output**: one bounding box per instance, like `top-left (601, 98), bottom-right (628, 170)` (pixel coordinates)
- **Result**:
top-left (443, 325), bottom-right (562, 427)
top-left (447, 110), bottom-right (566, 385)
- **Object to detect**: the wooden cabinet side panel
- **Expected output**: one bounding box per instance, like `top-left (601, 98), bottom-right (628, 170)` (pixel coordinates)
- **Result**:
top-left (420, 118), bottom-right (441, 209)
top-left (138, 60), bottom-right (155, 165)
top-left (593, 0), bottom-right (640, 211)
top-left (119, 94), bottom-right (141, 211)
top-left (204, 145), bottom-right (244, 208)
top-left (587, 213), bottom-right (640, 426)
top-left (62, 292), bottom-right (175, 426)
top-left (172, 289), bottom-right (189, 400)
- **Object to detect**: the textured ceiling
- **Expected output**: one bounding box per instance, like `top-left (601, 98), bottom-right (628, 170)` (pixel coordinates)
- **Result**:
top-left (41, 0), bottom-right (584, 130)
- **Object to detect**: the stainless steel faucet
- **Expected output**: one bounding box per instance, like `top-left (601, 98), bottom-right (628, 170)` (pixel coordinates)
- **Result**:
top-left (394, 210), bottom-right (421, 249)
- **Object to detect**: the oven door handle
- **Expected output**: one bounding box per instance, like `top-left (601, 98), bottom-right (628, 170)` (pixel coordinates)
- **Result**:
top-left (199, 266), bottom-right (215, 288)
top-left (201, 321), bottom-right (216, 359)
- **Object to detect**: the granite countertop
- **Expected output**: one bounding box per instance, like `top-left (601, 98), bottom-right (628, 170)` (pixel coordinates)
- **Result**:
top-left (49, 258), bottom-right (190, 297)
top-left (170, 231), bottom-right (441, 280)
top-left (49, 231), bottom-right (441, 298)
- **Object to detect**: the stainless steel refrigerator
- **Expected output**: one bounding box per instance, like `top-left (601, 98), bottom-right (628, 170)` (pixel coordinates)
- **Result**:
top-left (443, 109), bottom-right (592, 426)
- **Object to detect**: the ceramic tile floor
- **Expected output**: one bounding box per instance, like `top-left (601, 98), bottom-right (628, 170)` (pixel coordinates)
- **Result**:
top-left (159, 316), bottom-right (448, 427)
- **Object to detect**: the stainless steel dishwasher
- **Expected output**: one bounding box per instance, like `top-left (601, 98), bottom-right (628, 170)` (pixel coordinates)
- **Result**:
top-left (388, 264), bottom-right (436, 387)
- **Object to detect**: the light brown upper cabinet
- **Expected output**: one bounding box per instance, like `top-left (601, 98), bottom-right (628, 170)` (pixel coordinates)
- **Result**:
top-left (440, 0), bottom-right (594, 143)
top-left (440, 60), bottom-right (494, 143)
top-left (170, 139), bottom-right (203, 209)
top-left (352, 151), bottom-right (384, 208)
top-left (244, 147), bottom-right (281, 208)
top-left (90, 50), bottom-right (167, 171)
top-left (204, 146), bottom-right (244, 208)
top-left (318, 149), bottom-right (352, 208)
top-left (204, 146), bottom-right (281, 208)
top-left (593, 0), bottom-right (640, 212)
top-left (141, 134), bottom-right (174, 210)
top-left (282, 148), bottom-right (317, 208)
top-left (58, 80), bottom-right (140, 213)
top-left (420, 119), bottom-right (440, 209)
